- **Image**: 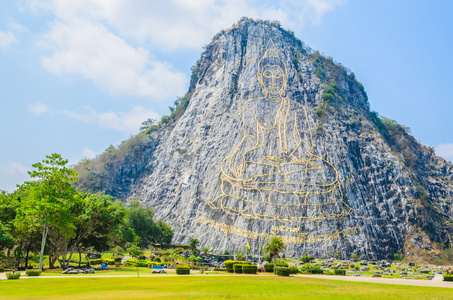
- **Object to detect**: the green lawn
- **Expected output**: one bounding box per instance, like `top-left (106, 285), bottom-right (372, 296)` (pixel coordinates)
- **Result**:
top-left (1, 275), bottom-right (452, 299)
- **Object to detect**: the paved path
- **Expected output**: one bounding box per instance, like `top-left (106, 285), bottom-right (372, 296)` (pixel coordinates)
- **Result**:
top-left (295, 274), bottom-right (453, 289)
top-left (1, 271), bottom-right (452, 289)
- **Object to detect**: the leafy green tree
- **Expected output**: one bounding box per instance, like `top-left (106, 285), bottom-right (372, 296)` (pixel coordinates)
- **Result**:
top-left (236, 249), bottom-right (246, 261)
top-left (16, 154), bottom-right (79, 270)
top-left (0, 191), bottom-right (17, 252)
top-left (189, 239), bottom-right (200, 255)
top-left (264, 237), bottom-right (286, 268)
top-left (122, 201), bottom-right (173, 248)
top-left (202, 247), bottom-right (209, 257)
top-left (58, 193), bottom-right (126, 269)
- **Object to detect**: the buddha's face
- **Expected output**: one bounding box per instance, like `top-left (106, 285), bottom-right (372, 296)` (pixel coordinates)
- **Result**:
top-left (260, 65), bottom-right (286, 96)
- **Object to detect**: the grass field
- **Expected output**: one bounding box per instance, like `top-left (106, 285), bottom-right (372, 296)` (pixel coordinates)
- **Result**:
top-left (1, 275), bottom-right (452, 299)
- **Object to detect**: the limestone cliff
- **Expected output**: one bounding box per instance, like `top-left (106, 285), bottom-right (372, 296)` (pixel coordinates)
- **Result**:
top-left (75, 19), bottom-right (453, 260)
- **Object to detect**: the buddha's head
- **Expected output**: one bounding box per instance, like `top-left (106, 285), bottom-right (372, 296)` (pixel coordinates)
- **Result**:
top-left (257, 39), bottom-right (288, 97)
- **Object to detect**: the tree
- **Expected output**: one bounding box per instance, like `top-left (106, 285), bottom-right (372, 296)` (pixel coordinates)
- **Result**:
top-left (140, 118), bottom-right (157, 132)
top-left (58, 194), bottom-right (126, 269)
top-left (334, 251), bottom-right (341, 259)
top-left (16, 154), bottom-right (79, 270)
top-left (189, 239), bottom-right (200, 255)
top-left (122, 201), bottom-right (173, 248)
top-left (202, 247), bottom-right (209, 257)
top-left (0, 191), bottom-right (17, 253)
top-left (264, 237), bottom-right (286, 268)
top-left (236, 249), bottom-right (246, 261)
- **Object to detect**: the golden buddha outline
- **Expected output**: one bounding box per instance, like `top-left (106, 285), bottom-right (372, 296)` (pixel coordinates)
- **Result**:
top-left (208, 39), bottom-right (353, 223)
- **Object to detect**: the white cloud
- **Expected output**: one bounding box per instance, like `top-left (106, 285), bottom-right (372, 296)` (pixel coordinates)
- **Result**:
top-left (436, 143), bottom-right (453, 162)
top-left (0, 161), bottom-right (29, 192)
top-left (0, 31), bottom-right (19, 49)
top-left (28, 102), bottom-right (49, 115)
top-left (82, 147), bottom-right (97, 159)
top-left (28, 0), bottom-right (344, 98)
top-left (30, 0), bottom-right (344, 50)
top-left (39, 19), bottom-right (187, 99)
top-left (62, 105), bottom-right (160, 132)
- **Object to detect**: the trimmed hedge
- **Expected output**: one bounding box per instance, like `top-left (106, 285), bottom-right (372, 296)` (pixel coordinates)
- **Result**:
top-left (0, 266), bottom-right (4, 272)
top-left (264, 262), bottom-right (289, 273)
top-left (224, 260), bottom-right (250, 273)
top-left (136, 261), bottom-right (148, 267)
top-left (176, 266), bottom-right (190, 275)
top-left (445, 275), bottom-right (453, 281)
top-left (233, 264), bottom-right (246, 273)
top-left (275, 267), bottom-right (290, 276)
top-left (213, 268), bottom-right (227, 271)
top-left (25, 269), bottom-right (42, 276)
top-left (334, 269), bottom-right (346, 276)
top-left (6, 272), bottom-right (21, 280)
top-left (288, 266), bottom-right (299, 274)
top-left (242, 265), bottom-right (258, 274)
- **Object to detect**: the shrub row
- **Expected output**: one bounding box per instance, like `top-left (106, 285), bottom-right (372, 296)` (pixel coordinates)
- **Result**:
top-left (445, 275), bottom-right (453, 282)
top-left (224, 260), bottom-right (251, 273)
top-left (264, 262), bottom-right (288, 273)
top-left (26, 270), bottom-right (42, 276)
top-left (176, 266), bottom-right (190, 275)
top-left (334, 269), bottom-right (346, 276)
top-left (89, 259), bottom-right (114, 265)
top-left (242, 265), bottom-right (258, 274)
top-left (0, 266), bottom-right (4, 272)
top-left (275, 267), bottom-right (290, 276)
top-left (6, 272), bottom-right (21, 280)
top-left (213, 268), bottom-right (227, 271)
top-left (232, 264), bottom-right (258, 274)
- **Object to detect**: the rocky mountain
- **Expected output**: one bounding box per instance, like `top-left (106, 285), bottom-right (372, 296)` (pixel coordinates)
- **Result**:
top-left (74, 19), bottom-right (453, 261)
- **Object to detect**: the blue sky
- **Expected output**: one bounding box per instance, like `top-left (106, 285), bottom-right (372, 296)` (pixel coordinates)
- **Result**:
top-left (1, 0), bottom-right (452, 192)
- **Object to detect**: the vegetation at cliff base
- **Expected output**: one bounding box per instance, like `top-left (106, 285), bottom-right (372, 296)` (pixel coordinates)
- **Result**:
top-left (0, 153), bottom-right (173, 271)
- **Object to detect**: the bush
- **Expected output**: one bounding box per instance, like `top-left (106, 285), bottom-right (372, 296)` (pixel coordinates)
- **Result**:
top-left (124, 259), bottom-right (135, 267)
top-left (301, 264), bottom-right (324, 274)
top-left (213, 268), bottom-right (227, 271)
top-left (176, 266), bottom-right (190, 275)
top-left (0, 266), bottom-right (4, 272)
top-left (89, 259), bottom-right (103, 265)
top-left (334, 269), bottom-right (346, 276)
top-left (275, 267), bottom-right (290, 276)
top-left (233, 264), bottom-right (246, 274)
top-left (300, 255), bottom-right (315, 263)
top-left (288, 266), bottom-right (299, 274)
top-left (6, 272), bottom-right (21, 280)
top-left (242, 265), bottom-right (258, 274)
top-left (136, 260), bottom-right (148, 268)
top-left (264, 263), bottom-right (274, 273)
top-left (444, 275), bottom-right (453, 282)
top-left (26, 269), bottom-right (42, 276)
top-left (224, 260), bottom-right (250, 273)
top-left (114, 257), bottom-right (122, 263)
top-left (264, 262), bottom-right (288, 273)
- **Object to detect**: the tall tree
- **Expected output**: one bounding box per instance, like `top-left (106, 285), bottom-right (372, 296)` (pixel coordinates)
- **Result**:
top-left (17, 153), bottom-right (79, 270)
top-left (58, 194), bottom-right (126, 269)
top-left (264, 237), bottom-right (286, 268)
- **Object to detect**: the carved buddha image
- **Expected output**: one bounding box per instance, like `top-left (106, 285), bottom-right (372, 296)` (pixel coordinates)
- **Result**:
top-left (208, 39), bottom-right (352, 223)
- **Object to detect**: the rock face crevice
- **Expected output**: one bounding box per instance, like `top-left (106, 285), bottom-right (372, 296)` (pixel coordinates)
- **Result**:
top-left (79, 20), bottom-right (453, 259)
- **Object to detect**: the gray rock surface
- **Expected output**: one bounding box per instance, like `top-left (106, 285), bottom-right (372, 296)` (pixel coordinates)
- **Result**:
top-left (77, 20), bottom-right (453, 259)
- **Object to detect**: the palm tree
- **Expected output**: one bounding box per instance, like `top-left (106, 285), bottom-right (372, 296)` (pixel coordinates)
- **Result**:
top-left (202, 247), bottom-right (209, 257)
top-left (189, 238), bottom-right (200, 255)
top-left (264, 237), bottom-right (286, 268)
